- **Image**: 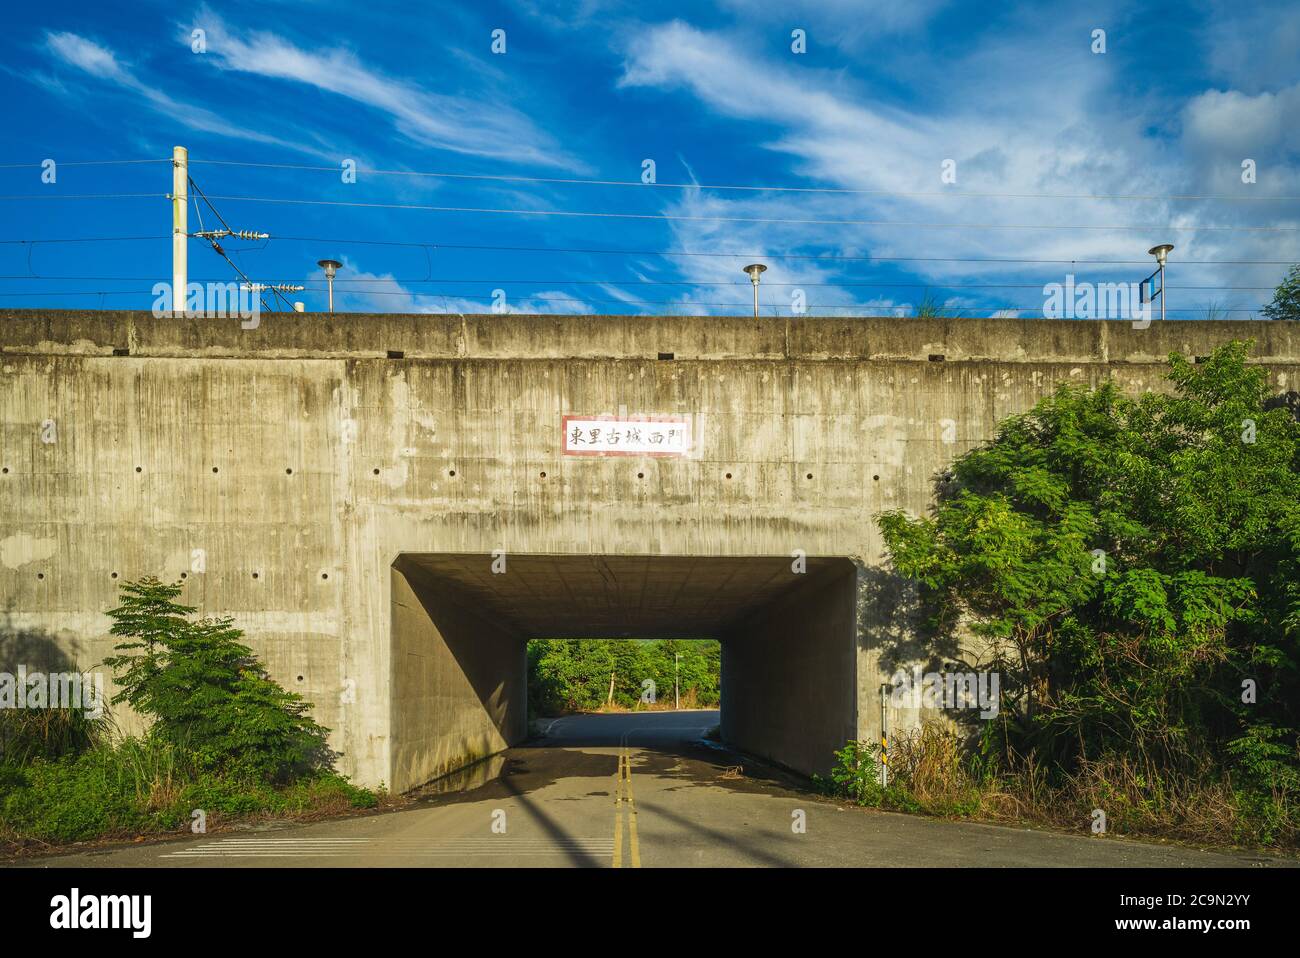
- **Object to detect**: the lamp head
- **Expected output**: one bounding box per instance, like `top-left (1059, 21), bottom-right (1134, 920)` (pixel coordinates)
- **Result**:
top-left (1148, 244), bottom-right (1174, 267)
top-left (317, 259), bottom-right (342, 280)
top-left (743, 263), bottom-right (767, 283)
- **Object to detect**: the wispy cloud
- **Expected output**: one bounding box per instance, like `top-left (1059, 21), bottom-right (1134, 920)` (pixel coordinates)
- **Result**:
top-left (192, 11), bottom-right (586, 171)
top-left (42, 31), bottom-right (309, 153)
top-left (617, 17), bottom-right (1299, 313)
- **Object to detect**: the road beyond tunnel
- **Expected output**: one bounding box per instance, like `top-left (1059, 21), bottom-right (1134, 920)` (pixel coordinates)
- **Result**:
top-left (391, 554), bottom-right (858, 792)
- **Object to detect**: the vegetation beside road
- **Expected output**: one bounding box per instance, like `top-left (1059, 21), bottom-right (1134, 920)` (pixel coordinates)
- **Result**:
top-left (829, 342), bottom-right (1300, 850)
top-left (0, 579), bottom-right (377, 850)
top-left (527, 638), bottom-right (720, 715)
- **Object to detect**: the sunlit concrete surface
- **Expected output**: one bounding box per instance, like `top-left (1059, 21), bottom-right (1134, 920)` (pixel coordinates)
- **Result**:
top-left (2, 311), bottom-right (1297, 788)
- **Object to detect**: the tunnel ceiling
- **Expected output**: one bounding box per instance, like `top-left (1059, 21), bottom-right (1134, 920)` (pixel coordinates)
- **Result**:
top-left (397, 554), bottom-right (852, 639)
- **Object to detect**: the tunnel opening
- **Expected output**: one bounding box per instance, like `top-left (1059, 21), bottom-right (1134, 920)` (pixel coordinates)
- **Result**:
top-left (390, 554), bottom-right (859, 793)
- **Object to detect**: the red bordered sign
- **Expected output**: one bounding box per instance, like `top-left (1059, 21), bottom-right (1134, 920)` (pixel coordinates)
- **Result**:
top-left (562, 414), bottom-right (692, 457)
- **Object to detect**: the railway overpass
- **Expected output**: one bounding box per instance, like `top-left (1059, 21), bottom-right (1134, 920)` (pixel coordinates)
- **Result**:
top-left (2, 310), bottom-right (1296, 791)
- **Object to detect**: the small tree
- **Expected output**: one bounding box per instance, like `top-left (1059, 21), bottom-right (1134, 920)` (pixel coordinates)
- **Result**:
top-left (103, 578), bottom-right (334, 782)
top-left (1263, 264), bottom-right (1300, 321)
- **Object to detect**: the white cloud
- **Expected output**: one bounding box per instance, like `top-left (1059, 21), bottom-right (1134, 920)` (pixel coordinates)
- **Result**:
top-left (1182, 85), bottom-right (1300, 155)
top-left (42, 30), bottom-right (310, 154)
top-left (45, 32), bottom-right (127, 82)
top-left (323, 259), bottom-right (594, 314)
top-left (617, 19), bottom-right (1300, 317)
top-left (193, 12), bottom-right (585, 171)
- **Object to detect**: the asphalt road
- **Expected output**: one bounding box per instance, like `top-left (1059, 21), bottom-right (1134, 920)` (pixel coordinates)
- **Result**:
top-left (14, 711), bottom-right (1297, 868)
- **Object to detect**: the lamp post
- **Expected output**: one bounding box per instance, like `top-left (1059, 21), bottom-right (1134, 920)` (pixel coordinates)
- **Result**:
top-left (742, 263), bottom-right (767, 318)
top-left (1146, 244), bottom-right (1173, 322)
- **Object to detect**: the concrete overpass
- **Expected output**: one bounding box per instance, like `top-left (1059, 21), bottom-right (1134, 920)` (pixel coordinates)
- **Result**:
top-left (2, 310), bottom-right (1296, 791)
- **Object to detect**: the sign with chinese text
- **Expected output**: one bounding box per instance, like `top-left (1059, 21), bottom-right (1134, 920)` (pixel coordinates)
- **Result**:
top-left (562, 415), bottom-right (692, 457)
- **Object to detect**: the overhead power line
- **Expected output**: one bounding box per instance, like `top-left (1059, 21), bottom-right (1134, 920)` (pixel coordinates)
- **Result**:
top-left (261, 285), bottom-right (1265, 312)
top-left (1, 234), bottom-right (1292, 267)
top-left (269, 235), bottom-right (1300, 267)
top-left (187, 159), bottom-right (1300, 204)
top-left (0, 235), bottom-right (170, 245)
top-left (0, 275), bottom-right (1277, 292)
top-left (189, 194), bottom-right (1300, 232)
top-left (0, 288), bottom-right (1262, 314)
top-left (0, 193), bottom-right (166, 201)
top-left (0, 158), bottom-right (171, 169)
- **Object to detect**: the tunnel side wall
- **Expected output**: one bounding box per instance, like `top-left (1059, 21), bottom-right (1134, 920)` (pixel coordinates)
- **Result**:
top-left (3, 312), bottom-right (1297, 788)
top-left (722, 564), bottom-right (858, 777)
top-left (391, 561), bottom-right (528, 793)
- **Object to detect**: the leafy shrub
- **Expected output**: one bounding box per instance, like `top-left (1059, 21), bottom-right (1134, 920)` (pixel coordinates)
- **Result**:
top-left (877, 341), bottom-right (1300, 797)
top-left (1, 736), bottom-right (376, 844)
top-left (103, 578), bottom-right (335, 782)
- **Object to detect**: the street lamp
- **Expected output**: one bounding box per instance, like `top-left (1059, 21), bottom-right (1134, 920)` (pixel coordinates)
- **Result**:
top-left (742, 263), bottom-right (767, 318)
top-left (1143, 244), bottom-right (1174, 322)
top-left (317, 259), bottom-right (343, 314)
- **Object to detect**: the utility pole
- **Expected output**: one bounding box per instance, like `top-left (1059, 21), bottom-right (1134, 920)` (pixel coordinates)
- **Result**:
top-left (171, 146), bottom-right (188, 317)
top-left (674, 652), bottom-right (681, 710)
top-left (879, 683), bottom-right (889, 788)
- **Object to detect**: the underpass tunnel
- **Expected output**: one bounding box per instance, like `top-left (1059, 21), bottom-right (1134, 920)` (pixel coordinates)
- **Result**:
top-left (390, 554), bottom-right (859, 793)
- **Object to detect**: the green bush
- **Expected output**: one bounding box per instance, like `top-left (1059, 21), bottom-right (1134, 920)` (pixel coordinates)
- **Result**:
top-left (1, 736), bottom-right (376, 844)
top-left (877, 341), bottom-right (1300, 791)
top-left (0, 577), bottom-right (378, 847)
top-left (824, 740), bottom-right (884, 805)
top-left (103, 578), bottom-right (335, 782)
top-left (2, 745), bottom-right (154, 842)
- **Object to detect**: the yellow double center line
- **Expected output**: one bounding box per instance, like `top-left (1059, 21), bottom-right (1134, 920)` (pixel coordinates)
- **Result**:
top-left (611, 747), bottom-right (641, 868)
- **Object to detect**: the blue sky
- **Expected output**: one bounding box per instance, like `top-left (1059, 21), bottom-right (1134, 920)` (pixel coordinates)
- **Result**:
top-left (1, 0), bottom-right (1297, 316)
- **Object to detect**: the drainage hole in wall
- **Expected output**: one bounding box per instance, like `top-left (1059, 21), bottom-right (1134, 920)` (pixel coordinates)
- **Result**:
top-left (806, 472), bottom-right (814, 480)
top-left (637, 472), bottom-right (645, 479)
top-left (449, 470), bottom-right (456, 477)
top-left (112, 347), bottom-right (130, 357)
top-left (285, 468), bottom-right (293, 475)
top-left (658, 352), bottom-right (675, 360)
top-left (321, 573), bottom-right (329, 580)
top-left (134, 466), bottom-right (142, 473)
top-left (1, 467), bottom-right (7, 474)
top-left (928, 354), bottom-right (945, 362)
top-left (36, 573), bottom-right (44, 580)
top-left (387, 350), bottom-right (405, 360)
top-left (725, 472), bottom-right (732, 479)
top-left (252, 572), bottom-right (259, 579)
top-left (296, 675), bottom-right (305, 683)
top-left (373, 468), bottom-right (380, 475)
top-left (110, 572), bottom-right (118, 579)
top-left (212, 467), bottom-right (219, 474)
top-left (873, 474), bottom-right (880, 481)
top-left (539, 471), bottom-right (547, 478)
top-left (180, 572), bottom-right (187, 579)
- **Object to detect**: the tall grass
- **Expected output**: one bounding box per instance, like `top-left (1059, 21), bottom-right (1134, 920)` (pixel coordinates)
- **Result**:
top-left (824, 723), bottom-right (1299, 849)
top-left (0, 704), bottom-right (111, 766)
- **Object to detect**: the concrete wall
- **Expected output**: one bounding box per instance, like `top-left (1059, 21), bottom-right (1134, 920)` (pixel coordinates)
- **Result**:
top-left (390, 559), bottom-right (528, 793)
top-left (722, 561), bottom-right (858, 776)
top-left (2, 310), bottom-right (1297, 788)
